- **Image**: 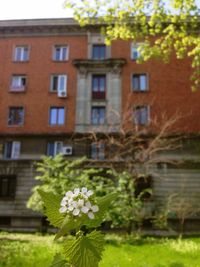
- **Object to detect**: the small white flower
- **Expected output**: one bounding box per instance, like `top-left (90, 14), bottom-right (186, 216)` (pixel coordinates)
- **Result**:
top-left (91, 205), bottom-right (99, 213)
top-left (68, 205), bottom-right (74, 211)
top-left (74, 188), bottom-right (80, 196)
top-left (59, 187), bottom-right (99, 219)
top-left (77, 199), bottom-right (84, 207)
top-left (65, 191), bottom-right (73, 198)
top-left (72, 201), bottom-right (78, 208)
top-left (73, 208), bottom-right (80, 216)
top-left (81, 206), bottom-right (89, 214)
top-left (81, 187), bottom-right (88, 194)
top-left (86, 190), bottom-right (93, 197)
top-left (88, 212), bottom-right (95, 219)
top-left (59, 206), bottom-right (67, 213)
top-left (85, 201), bottom-right (92, 209)
top-left (61, 199), bottom-right (67, 207)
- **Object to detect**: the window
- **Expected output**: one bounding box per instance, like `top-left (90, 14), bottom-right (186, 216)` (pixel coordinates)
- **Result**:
top-left (132, 74), bottom-right (148, 91)
top-left (49, 107), bottom-right (65, 125)
top-left (92, 75), bottom-right (106, 99)
top-left (131, 43), bottom-right (142, 60)
top-left (133, 105), bottom-right (149, 125)
top-left (47, 141), bottom-right (63, 157)
top-left (50, 75), bottom-right (67, 92)
top-left (92, 44), bottom-right (106, 59)
top-left (8, 107), bottom-right (24, 126)
top-left (14, 46), bottom-right (29, 61)
top-left (0, 175), bottom-right (16, 199)
top-left (53, 45), bottom-right (68, 61)
top-left (91, 107), bottom-right (106, 125)
top-left (10, 75), bottom-right (26, 91)
top-left (3, 141), bottom-right (21, 159)
top-left (91, 142), bottom-right (105, 160)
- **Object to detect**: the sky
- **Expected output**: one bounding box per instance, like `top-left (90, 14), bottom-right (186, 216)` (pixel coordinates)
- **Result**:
top-left (0, 0), bottom-right (72, 20)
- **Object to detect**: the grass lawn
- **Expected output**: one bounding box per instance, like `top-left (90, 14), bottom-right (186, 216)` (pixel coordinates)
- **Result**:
top-left (0, 232), bottom-right (200, 267)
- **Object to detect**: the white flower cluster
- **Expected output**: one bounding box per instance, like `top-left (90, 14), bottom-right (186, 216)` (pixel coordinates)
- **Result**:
top-left (59, 187), bottom-right (99, 219)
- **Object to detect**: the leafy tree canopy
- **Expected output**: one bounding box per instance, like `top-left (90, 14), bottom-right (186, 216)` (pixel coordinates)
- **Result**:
top-left (65, 0), bottom-right (200, 90)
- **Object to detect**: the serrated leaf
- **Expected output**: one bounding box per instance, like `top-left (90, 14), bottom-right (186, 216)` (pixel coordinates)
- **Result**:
top-left (54, 215), bottom-right (78, 240)
top-left (64, 230), bottom-right (105, 267)
top-left (49, 253), bottom-right (70, 267)
top-left (38, 190), bottom-right (64, 228)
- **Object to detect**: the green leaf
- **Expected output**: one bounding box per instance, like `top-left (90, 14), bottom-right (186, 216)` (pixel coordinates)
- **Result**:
top-left (50, 253), bottom-right (70, 267)
top-left (85, 192), bottom-right (117, 228)
top-left (38, 190), bottom-right (64, 228)
top-left (54, 215), bottom-right (78, 240)
top-left (64, 230), bottom-right (105, 267)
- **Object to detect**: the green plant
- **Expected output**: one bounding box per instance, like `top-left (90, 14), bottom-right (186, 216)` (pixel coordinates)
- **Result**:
top-left (39, 187), bottom-right (116, 267)
top-left (27, 155), bottom-right (114, 212)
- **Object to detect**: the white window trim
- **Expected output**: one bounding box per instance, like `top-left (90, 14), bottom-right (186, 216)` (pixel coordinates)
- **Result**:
top-left (131, 73), bottom-right (149, 92)
top-left (14, 45), bottom-right (29, 62)
top-left (4, 141), bottom-right (21, 159)
top-left (11, 75), bottom-right (26, 91)
top-left (50, 74), bottom-right (67, 93)
top-left (53, 45), bottom-right (69, 61)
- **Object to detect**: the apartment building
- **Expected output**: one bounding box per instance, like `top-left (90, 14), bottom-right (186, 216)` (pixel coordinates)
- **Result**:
top-left (0, 18), bottom-right (200, 231)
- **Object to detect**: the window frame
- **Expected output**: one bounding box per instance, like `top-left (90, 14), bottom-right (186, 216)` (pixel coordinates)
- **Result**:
top-left (131, 42), bottom-right (143, 60)
top-left (91, 106), bottom-right (106, 125)
top-left (8, 107), bottom-right (24, 126)
top-left (50, 74), bottom-right (67, 93)
top-left (91, 74), bottom-right (106, 99)
top-left (46, 141), bottom-right (63, 157)
top-left (132, 73), bottom-right (148, 92)
top-left (133, 105), bottom-right (150, 126)
top-left (49, 107), bottom-right (65, 126)
top-left (10, 75), bottom-right (27, 92)
top-left (91, 142), bottom-right (105, 160)
top-left (53, 45), bottom-right (69, 61)
top-left (3, 141), bottom-right (21, 159)
top-left (0, 175), bottom-right (16, 200)
top-left (14, 45), bottom-right (29, 62)
top-left (92, 44), bottom-right (106, 60)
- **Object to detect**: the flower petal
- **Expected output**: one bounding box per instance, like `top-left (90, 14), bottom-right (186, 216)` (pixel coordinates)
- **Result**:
top-left (85, 201), bottom-right (92, 209)
top-left (86, 190), bottom-right (93, 197)
top-left (73, 208), bottom-right (80, 216)
top-left (88, 212), bottom-right (95, 219)
top-left (81, 187), bottom-right (87, 193)
top-left (77, 199), bottom-right (84, 207)
top-left (59, 206), bottom-right (67, 213)
top-left (74, 188), bottom-right (80, 196)
top-left (91, 205), bottom-right (99, 213)
top-left (81, 206), bottom-right (89, 214)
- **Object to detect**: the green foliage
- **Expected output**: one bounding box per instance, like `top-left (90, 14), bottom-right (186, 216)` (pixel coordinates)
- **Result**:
top-left (39, 185), bottom-right (116, 267)
top-left (38, 190), bottom-right (64, 228)
top-left (65, 0), bottom-right (200, 90)
top-left (49, 254), bottom-right (70, 267)
top-left (108, 170), bottom-right (153, 232)
top-left (64, 230), bottom-right (105, 267)
top-left (27, 155), bottom-right (114, 212)
top-left (29, 155), bottom-right (152, 234)
top-left (38, 189), bottom-right (117, 237)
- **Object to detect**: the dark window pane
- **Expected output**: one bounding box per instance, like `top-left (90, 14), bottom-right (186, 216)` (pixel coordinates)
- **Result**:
top-left (132, 74), bottom-right (147, 91)
top-left (0, 175), bottom-right (16, 199)
top-left (92, 45), bottom-right (106, 59)
top-left (8, 107), bottom-right (24, 125)
top-left (47, 142), bottom-right (54, 156)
